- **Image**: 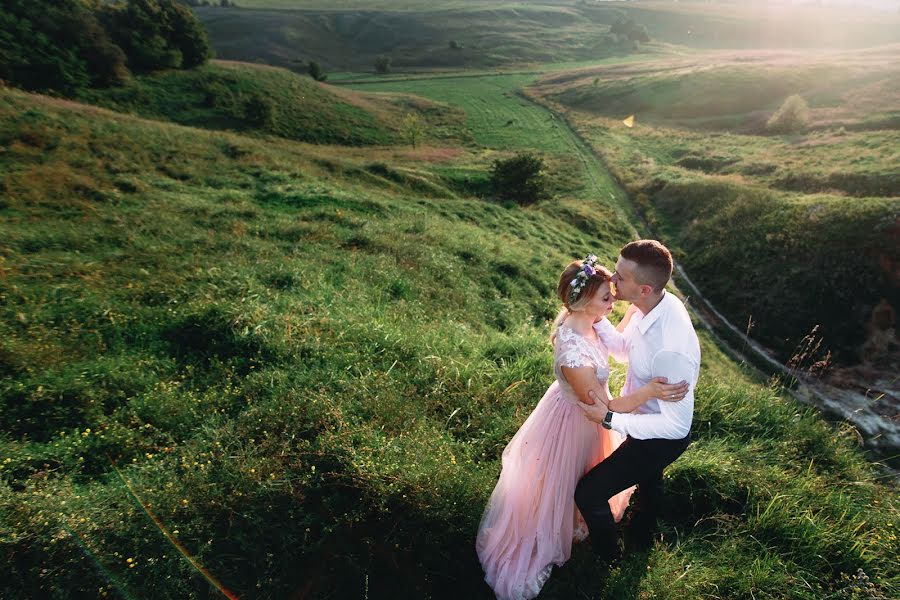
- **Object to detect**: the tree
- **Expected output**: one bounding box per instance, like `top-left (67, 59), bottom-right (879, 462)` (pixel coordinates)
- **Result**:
top-left (401, 113), bottom-right (424, 148)
top-left (308, 61), bottom-right (327, 82)
top-left (491, 153), bottom-right (550, 205)
top-left (766, 94), bottom-right (810, 135)
top-left (99, 0), bottom-right (211, 73)
top-left (165, 0), bottom-right (213, 68)
top-left (374, 55), bottom-right (391, 74)
top-left (0, 0), bottom-right (128, 93)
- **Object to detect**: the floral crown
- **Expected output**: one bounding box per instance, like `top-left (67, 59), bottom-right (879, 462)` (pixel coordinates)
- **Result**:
top-left (568, 254), bottom-right (601, 305)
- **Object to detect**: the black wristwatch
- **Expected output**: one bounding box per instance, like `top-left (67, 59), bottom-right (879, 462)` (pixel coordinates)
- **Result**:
top-left (601, 409), bottom-right (614, 430)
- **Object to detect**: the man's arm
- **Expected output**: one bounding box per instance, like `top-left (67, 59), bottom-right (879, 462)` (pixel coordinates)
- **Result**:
top-left (609, 350), bottom-right (696, 439)
top-left (593, 318), bottom-right (629, 362)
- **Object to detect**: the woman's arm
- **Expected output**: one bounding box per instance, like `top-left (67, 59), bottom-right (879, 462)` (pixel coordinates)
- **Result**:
top-left (560, 366), bottom-right (609, 408)
top-left (593, 318), bottom-right (629, 362)
top-left (617, 304), bottom-right (639, 333)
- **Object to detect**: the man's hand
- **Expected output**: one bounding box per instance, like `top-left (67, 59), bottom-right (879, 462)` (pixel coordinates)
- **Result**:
top-left (579, 390), bottom-right (609, 424)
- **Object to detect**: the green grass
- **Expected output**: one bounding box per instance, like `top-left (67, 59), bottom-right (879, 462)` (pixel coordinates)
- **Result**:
top-left (347, 71), bottom-right (639, 232)
top-left (536, 51), bottom-right (900, 133)
top-left (193, 1), bottom-right (900, 77)
top-left (0, 77), bottom-right (898, 600)
top-left (349, 73), bottom-right (575, 152)
top-left (194, 4), bottom-right (652, 72)
top-left (531, 52), bottom-right (900, 364)
top-left (74, 61), bottom-right (465, 146)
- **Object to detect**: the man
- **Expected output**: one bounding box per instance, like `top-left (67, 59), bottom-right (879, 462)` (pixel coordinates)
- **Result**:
top-left (575, 239), bottom-right (701, 562)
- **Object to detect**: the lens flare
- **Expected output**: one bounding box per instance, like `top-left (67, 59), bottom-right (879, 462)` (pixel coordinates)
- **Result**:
top-left (108, 456), bottom-right (240, 600)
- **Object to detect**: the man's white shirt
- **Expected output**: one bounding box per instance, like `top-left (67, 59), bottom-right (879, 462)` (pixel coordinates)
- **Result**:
top-left (593, 291), bottom-right (701, 440)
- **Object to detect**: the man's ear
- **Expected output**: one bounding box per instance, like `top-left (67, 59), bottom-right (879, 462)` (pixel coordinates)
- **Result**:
top-left (639, 284), bottom-right (654, 297)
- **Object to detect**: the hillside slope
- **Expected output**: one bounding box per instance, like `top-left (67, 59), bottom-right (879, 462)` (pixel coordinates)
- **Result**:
top-left (193, 2), bottom-right (900, 72)
top-left (528, 51), bottom-right (900, 369)
top-left (0, 85), bottom-right (897, 599)
top-left (76, 60), bottom-right (465, 146)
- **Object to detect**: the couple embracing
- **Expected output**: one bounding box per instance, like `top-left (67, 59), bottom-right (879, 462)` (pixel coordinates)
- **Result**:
top-left (476, 240), bottom-right (701, 600)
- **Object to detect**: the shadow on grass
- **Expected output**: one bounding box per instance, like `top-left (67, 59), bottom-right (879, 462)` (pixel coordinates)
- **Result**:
top-left (543, 542), bottom-right (652, 599)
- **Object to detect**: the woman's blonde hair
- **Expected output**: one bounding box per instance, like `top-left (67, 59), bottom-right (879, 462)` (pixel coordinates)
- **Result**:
top-left (550, 259), bottom-right (612, 344)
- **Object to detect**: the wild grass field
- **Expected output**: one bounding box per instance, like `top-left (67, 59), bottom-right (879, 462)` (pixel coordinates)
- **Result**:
top-left (1, 48), bottom-right (899, 599)
top-left (528, 49), bottom-right (900, 368)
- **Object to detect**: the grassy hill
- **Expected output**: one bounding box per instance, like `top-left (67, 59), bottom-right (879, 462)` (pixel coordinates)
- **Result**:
top-left (533, 48), bottom-right (900, 133)
top-left (529, 50), bottom-right (900, 366)
top-left (194, 4), bottom-right (657, 72)
top-left (606, 1), bottom-right (900, 49)
top-left (192, 2), bottom-right (900, 74)
top-left (1, 76), bottom-right (898, 599)
top-left (74, 60), bottom-right (465, 146)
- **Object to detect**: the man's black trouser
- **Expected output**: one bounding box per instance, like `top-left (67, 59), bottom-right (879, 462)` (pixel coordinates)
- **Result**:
top-left (574, 433), bottom-right (691, 558)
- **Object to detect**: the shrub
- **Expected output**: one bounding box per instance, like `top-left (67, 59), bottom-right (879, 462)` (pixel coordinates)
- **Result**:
top-left (308, 61), bottom-right (327, 82)
top-left (610, 18), bottom-right (651, 44)
top-left (766, 94), bottom-right (810, 135)
top-left (243, 93), bottom-right (276, 129)
top-left (374, 55), bottom-right (392, 74)
top-left (401, 113), bottom-right (424, 148)
top-left (491, 153), bottom-right (550, 205)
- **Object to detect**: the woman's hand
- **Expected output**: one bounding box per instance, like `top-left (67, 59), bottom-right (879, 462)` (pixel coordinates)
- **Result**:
top-left (647, 377), bottom-right (689, 402)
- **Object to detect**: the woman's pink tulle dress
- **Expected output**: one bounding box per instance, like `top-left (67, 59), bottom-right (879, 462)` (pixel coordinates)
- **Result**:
top-left (476, 324), bottom-right (634, 600)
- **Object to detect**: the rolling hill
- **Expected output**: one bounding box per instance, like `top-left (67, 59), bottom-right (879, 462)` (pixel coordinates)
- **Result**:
top-left (1, 68), bottom-right (898, 598)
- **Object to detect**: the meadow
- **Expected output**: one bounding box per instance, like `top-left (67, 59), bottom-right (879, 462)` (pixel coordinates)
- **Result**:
top-left (2, 2), bottom-right (900, 598)
top-left (194, 1), bottom-right (900, 75)
top-left (1, 57), bottom-right (898, 598)
top-left (527, 49), bottom-right (900, 368)
top-left (73, 61), bottom-right (467, 147)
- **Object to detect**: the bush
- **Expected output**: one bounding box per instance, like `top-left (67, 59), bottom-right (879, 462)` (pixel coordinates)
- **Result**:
top-left (610, 18), bottom-right (652, 44)
top-left (243, 93), bottom-right (276, 129)
top-left (401, 113), bottom-right (424, 148)
top-left (766, 94), bottom-right (810, 135)
top-left (374, 55), bottom-right (392, 74)
top-left (491, 153), bottom-right (550, 205)
top-left (308, 61), bottom-right (327, 82)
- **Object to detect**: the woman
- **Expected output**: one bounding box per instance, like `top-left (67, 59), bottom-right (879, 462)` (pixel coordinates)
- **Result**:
top-left (475, 255), bottom-right (687, 600)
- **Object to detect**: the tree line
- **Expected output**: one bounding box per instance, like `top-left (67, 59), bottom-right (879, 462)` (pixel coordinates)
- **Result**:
top-left (0, 0), bottom-right (212, 94)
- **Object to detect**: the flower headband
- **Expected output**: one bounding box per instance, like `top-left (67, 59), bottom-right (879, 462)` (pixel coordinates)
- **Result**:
top-left (568, 254), bottom-right (600, 305)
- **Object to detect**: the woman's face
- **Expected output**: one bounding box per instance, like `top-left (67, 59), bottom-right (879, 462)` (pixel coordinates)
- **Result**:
top-left (582, 280), bottom-right (615, 319)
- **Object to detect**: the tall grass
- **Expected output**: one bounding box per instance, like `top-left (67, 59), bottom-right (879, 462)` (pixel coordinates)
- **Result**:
top-left (0, 84), bottom-right (897, 599)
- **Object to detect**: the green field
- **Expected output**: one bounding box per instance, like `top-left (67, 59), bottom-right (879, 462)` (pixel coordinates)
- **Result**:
top-left (350, 73), bottom-right (576, 152)
top-left (73, 60), bottom-right (469, 147)
top-left (529, 50), bottom-right (900, 366)
top-left (194, 3), bottom-right (657, 72)
top-left (194, 1), bottom-right (900, 75)
top-left (2, 49), bottom-right (899, 598)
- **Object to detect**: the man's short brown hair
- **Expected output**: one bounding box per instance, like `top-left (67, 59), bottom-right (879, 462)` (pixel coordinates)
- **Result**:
top-left (620, 240), bottom-right (672, 292)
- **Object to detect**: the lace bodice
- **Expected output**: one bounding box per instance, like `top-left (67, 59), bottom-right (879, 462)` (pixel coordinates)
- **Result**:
top-left (553, 324), bottom-right (610, 404)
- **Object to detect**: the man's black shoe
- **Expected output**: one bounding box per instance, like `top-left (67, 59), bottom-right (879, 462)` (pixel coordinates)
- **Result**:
top-left (591, 535), bottom-right (623, 568)
top-left (624, 513), bottom-right (656, 552)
